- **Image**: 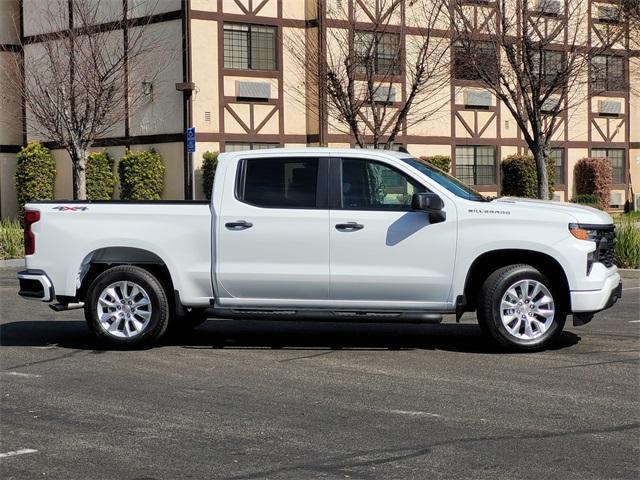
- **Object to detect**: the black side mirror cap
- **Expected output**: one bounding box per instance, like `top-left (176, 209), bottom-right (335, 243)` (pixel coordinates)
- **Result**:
top-left (412, 192), bottom-right (444, 212)
top-left (412, 192), bottom-right (446, 224)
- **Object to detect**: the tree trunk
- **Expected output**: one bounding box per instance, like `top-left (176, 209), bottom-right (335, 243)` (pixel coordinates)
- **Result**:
top-left (533, 148), bottom-right (550, 200)
top-left (70, 148), bottom-right (88, 200)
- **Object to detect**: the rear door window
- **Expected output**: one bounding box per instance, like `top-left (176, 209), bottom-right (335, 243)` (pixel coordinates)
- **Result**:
top-left (239, 157), bottom-right (320, 208)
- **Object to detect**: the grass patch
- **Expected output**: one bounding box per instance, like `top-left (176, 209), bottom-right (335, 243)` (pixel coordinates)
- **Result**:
top-left (614, 218), bottom-right (640, 269)
top-left (0, 218), bottom-right (24, 260)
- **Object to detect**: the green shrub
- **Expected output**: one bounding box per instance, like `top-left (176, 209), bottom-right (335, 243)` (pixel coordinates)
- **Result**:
top-left (614, 218), bottom-right (640, 269)
top-left (15, 142), bottom-right (56, 219)
top-left (419, 155), bottom-right (451, 172)
top-left (0, 217), bottom-right (24, 260)
top-left (118, 149), bottom-right (165, 200)
top-left (574, 158), bottom-right (611, 209)
top-left (501, 153), bottom-right (554, 198)
top-left (202, 151), bottom-right (219, 200)
top-left (86, 150), bottom-right (117, 200)
top-left (571, 194), bottom-right (600, 207)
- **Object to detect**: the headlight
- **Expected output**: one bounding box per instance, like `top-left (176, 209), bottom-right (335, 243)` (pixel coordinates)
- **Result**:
top-left (568, 223), bottom-right (599, 241)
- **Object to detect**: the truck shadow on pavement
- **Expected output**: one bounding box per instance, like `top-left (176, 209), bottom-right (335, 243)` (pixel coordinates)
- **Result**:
top-left (0, 319), bottom-right (580, 354)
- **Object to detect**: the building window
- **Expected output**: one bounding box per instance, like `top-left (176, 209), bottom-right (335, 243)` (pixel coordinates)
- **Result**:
top-left (453, 41), bottom-right (498, 81)
top-left (354, 31), bottom-right (401, 75)
top-left (223, 23), bottom-right (277, 70)
top-left (549, 148), bottom-right (565, 185)
top-left (591, 55), bottom-right (624, 92)
top-left (455, 146), bottom-right (496, 185)
top-left (224, 142), bottom-right (279, 152)
top-left (592, 148), bottom-right (625, 184)
top-left (534, 50), bottom-right (565, 86)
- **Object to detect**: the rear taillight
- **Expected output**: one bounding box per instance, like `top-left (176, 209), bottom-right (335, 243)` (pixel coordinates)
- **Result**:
top-left (24, 210), bottom-right (40, 255)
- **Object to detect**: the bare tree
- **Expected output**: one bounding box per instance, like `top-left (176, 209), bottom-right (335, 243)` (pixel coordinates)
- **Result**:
top-left (2, 0), bottom-right (174, 200)
top-left (286, 0), bottom-right (451, 149)
top-left (451, 0), bottom-right (626, 200)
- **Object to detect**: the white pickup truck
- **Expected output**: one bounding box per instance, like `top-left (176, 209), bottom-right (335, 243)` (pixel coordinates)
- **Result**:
top-left (18, 148), bottom-right (621, 350)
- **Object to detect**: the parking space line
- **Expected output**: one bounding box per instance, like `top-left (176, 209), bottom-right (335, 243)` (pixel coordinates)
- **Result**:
top-left (2, 372), bottom-right (42, 378)
top-left (628, 320), bottom-right (640, 323)
top-left (622, 286), bottom-right (640, 291)
top-left (0, 449), bottom-right (38, 459)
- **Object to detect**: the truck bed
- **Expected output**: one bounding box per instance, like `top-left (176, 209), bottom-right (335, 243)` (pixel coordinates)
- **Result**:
top-left (24, 200), bottom-right (214, 306)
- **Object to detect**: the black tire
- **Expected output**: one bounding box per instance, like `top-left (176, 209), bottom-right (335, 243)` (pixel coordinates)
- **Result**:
top-left (84, 265), bottom-right (170, 348)
top-left (477, 264), bottom-right (566, 351)
top-left (169, 308), bottom-right (208, 332)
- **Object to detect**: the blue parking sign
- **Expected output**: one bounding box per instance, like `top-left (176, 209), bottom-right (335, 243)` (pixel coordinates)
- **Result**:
top-left (186, 127), bottom-right (196, 153)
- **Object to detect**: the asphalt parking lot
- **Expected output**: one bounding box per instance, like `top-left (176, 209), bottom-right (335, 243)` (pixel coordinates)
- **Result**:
top-left (0, 267), bottom-right (638, 480)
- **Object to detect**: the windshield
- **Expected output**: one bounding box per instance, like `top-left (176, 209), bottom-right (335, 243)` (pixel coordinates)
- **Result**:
top-left (401, 157), bottom-right (488, 202)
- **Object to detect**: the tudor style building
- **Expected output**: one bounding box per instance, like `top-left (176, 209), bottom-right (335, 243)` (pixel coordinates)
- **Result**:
top-left (0, 0), bottom-right (638, 218)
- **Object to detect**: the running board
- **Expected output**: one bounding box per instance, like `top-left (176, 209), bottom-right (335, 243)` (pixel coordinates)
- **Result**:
top-left (207, 308), bottom-right (442, 323)
top-left (49, 302), bottom-right (85, 312)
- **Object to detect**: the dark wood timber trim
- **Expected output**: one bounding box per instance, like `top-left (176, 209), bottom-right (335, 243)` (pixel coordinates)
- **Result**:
top-left (0, 44), bottom-right (21, 52)
top-left (196, 132), bottom-right (316, 144)
top-left (191, 9), bottom-right (311, 28)
top-left (0, 145), bottom-right (22, 153)
top-left (65, 133), bottom-right (185, 148)
top-left (222, 68), bottom-right (279, 78)
top-left (22, 9), bottom-right (183, 44)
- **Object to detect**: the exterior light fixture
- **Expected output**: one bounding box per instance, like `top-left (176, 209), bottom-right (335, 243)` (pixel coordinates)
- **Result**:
top-left (142, 80), bottom-right (153, 97)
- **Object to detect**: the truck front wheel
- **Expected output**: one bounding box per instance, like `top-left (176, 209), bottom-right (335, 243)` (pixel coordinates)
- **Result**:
top-left (84, 265), bottom-right (170, 347)
top-left (477, 264), bottom-right (566, 351)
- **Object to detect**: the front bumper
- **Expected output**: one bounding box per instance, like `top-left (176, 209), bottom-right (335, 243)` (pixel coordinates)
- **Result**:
top-left (17, 269), bottom-right (54, 302)
top-left (571, 270), bottom-right (622, 313)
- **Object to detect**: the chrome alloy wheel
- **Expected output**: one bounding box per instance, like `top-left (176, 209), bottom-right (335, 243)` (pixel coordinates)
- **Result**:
top-left (500, 279), bottom-right (555, 341)
top-left (96, 281), bottom-right (152, 338)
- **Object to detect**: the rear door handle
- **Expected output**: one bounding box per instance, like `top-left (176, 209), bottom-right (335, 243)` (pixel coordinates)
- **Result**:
top-left (335, 222), bottom-right (364, 231)
top-left (225, 220), bottom-right (253, 230)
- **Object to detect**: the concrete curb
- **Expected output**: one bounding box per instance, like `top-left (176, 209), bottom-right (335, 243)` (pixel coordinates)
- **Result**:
top-left (619, 268), bottom-right (640, 280)
top-left (0, 259), bottom-right (25, 269)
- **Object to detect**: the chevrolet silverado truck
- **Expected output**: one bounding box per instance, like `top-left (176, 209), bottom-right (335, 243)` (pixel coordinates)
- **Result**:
top-left (17, 148), bottom-right (622, 350)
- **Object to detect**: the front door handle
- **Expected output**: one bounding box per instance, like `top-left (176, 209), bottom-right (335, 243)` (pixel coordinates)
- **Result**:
top-left (335, 222), bottom-right (364, 231)
top-left (225, 220), bottom-right (253, 230)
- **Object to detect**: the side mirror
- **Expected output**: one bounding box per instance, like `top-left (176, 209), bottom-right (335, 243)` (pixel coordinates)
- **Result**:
top-left (412, 192), bottom-right (444, 211)
top-left (411, 192), bottom-right (446, 223)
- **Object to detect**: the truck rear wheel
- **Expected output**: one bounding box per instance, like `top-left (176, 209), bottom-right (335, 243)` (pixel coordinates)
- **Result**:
top-left (477, 264), bottom-right (566, 351)
top-left (84, 265), bottom-right (170, 347)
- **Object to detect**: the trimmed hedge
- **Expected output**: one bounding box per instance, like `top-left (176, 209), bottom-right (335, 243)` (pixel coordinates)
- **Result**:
top-left (86, 150), bottom-right (117, 200)
top-left (571, 193), bottom-right (599, 207)
top-left (15, 142), bottom-right (56, 219)
top-left (0, 217), bottom-right (24, 260)
top-left (614, 218), bottom-right (640, 269)
top-left (419, 155), bottom-right (451, 172)
top-left (574, 157), bottom-right (612, 209)
top-left (118, 149), bottom-right (165, 200)
top-left (202, 151), bottom-right (219, 200)
top-left (501, 154), bottom-right (555, 199)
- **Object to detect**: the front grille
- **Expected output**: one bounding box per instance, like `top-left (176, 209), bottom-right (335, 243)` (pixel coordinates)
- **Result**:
top-left (594, 225), bottom-right (616, 268)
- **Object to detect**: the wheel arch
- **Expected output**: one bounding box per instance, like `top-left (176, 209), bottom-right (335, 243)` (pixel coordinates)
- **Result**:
top-left (76, 247), bottom-right (176, 307)
top-left (463, 249), bottom-right (571, 312)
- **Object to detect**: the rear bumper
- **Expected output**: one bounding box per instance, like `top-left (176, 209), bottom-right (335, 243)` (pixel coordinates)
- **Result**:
top-left (570, 271), bottom-right (621, 313)
top-left (17, 269), bottom-right (54, 302)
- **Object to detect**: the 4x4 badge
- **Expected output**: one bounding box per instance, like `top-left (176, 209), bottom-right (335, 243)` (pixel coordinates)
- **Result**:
top-left (52, 206), bottom-right (88, 211)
